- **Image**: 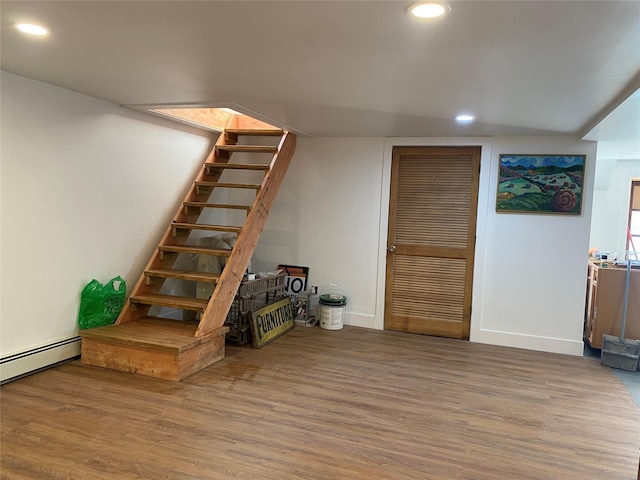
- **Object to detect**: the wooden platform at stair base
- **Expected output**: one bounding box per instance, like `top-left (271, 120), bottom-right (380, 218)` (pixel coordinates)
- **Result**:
top-left (79, 318), bottom-right (229, 381)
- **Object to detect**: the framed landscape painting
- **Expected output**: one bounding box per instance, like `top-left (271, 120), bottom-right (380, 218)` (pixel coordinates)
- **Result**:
top-left (496, 154), bottom-right (586, 215)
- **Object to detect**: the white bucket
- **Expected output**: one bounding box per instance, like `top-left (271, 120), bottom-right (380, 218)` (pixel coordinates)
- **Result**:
top-left (319, 303), bottom-right (345, 330)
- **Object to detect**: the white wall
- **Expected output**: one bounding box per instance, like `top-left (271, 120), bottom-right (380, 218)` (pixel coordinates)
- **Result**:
top-left (253, 138), bottom-right (385, 328)
top-left (589, 159), bottom-right (640, 254)
top-left (474, 137), bottom-right (596, 355)
top-left (258, 136), bottom-right (597, 355)
top-left (1, 71), bottom-right (598, 378)
top-left (0, 72), bottom-right (211, 376)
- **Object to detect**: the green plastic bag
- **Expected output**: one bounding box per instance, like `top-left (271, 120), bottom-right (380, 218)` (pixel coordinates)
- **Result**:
top-left (78, 276), bottom-right (126, 329)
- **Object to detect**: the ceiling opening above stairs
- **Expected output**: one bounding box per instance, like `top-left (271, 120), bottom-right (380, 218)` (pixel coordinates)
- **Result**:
top-left (149, 107), bottom-right (280, 133)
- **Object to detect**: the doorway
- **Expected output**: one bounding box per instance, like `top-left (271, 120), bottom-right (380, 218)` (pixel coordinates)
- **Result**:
top-left (384, 146), bottom-right (481, 339)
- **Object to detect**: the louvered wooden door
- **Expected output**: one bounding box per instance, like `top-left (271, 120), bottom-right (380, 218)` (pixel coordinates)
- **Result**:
top-left (384, 146), bottom-right (481, 339)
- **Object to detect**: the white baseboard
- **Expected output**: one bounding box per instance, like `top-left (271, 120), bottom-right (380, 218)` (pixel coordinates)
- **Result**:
top-left (327, 315), bottom-right (583, 357)
top-left (344, 312), bottom-right (376, 329)
top-left (0, 337), bottom-right (81, 384)
top-left (474, 329), bottom-right (584, 356)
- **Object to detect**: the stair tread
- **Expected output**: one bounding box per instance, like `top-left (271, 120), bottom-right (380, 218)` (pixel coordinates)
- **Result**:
top-left (130, 293), bottom-right (209, 311)
top-left (79, 317), bottom-right (228, 353)
top-left (225, 129), bottom-right (283, 136)
top-left (183, 202), bottom-right (251, 211)
top-left (216, 145), bottom-right (278, 153)
top-left (205, 163), bottom-right (270, 171)
top-left (145, 268), bottom-right (221, 283)
top-left (172, 222), bottom-right (242, 233)
top-left (158, 245), bottom-right (231, 256)
top-left (195, 181), bottom-right (262, 190)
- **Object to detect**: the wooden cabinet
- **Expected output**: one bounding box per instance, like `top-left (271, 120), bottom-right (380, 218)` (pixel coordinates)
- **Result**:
top-left (584, 261), bottom-right (640, 348)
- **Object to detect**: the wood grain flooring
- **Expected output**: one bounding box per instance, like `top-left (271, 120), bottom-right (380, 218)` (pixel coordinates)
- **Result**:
top-left (1, 326), bottom-right (639, 479)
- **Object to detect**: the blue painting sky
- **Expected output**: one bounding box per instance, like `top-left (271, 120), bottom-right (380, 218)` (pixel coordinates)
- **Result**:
top-left (500, 155), bottom-right (584, 169)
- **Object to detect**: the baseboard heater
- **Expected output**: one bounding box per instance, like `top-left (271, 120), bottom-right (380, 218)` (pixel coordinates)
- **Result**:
top-left (0, 337), bottom-right (81, 385)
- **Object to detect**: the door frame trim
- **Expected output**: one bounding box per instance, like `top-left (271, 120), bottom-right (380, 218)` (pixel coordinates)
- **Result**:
top-left (375, 138), bottom-right (494, 343)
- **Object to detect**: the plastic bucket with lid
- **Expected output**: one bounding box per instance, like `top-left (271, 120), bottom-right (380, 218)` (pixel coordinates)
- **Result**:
top-left (318, 283), bottom-right (347, 330)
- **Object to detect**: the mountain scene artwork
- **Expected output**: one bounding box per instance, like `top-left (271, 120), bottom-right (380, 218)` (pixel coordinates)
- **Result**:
top-left (496, 154), bottom-right (586, 215)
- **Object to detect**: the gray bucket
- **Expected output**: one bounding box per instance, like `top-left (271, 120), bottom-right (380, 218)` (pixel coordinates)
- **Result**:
top-left (601, 337), bottom-right (640, 371)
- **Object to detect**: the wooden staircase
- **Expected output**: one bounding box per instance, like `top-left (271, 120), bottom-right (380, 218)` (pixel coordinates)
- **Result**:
top-left (80, 115), bottom-right (296, 381)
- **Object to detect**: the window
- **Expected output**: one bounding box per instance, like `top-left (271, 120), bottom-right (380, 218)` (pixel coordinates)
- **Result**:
top-left (628, 179), bottom-right (640, 252)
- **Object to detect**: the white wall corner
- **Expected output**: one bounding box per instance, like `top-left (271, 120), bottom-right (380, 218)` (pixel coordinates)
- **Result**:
top-left (344, 312), bottom-right (376, 329)
top-left (475, 329), bottom-right (584, 356)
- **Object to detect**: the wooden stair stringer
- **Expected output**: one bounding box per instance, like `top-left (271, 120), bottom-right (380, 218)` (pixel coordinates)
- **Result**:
top-left (195, 131), bottom-right (297, 336)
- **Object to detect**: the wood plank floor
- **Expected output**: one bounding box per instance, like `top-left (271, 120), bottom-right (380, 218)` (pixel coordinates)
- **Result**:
top-left (2, 326), bottom-right (639, 479)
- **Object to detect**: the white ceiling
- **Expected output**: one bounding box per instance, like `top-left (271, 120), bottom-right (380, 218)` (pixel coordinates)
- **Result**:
top-left (1, 1), bottom-right (639, 154)
top-left (583, 88), bottom-right (640, 161)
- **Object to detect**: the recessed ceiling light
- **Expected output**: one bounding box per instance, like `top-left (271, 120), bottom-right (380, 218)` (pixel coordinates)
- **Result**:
top-left (408, 2), bottom-right (450, 19)
top-left (455, 114), bottom-right (476, 124)
top-left (15, 23), bottom-right (49, 36)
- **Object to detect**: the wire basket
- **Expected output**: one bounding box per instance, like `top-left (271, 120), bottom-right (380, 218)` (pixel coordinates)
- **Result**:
top-left (225, 273), bottom-right (287, 346)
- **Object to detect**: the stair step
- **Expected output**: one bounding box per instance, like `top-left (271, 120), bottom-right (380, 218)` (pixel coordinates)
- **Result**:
top-left (80, 317), bottom-right (227, 353)
top-left (172, 222), bottom-right (242, 235)
top-left (183, 202), bottom-right (251, 213)
top-left (81, 317), bottom-right (199, 352)
top-left (204, 163), bottom-right (270, 171)
top-left (195, 181), bottom-right (262, 191)
top-left (145, 268), bottom-right (220, 284)
top-left (158, 245), bottom-right (232, 259)
top-left (215, 145), bottom-right (278, 154)
top-left (225, 129), bottom-right (283, 136)
top-left (130, 294), bottom-right (209, 312)
top-left (79, 317), bottom-right (229, 381)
